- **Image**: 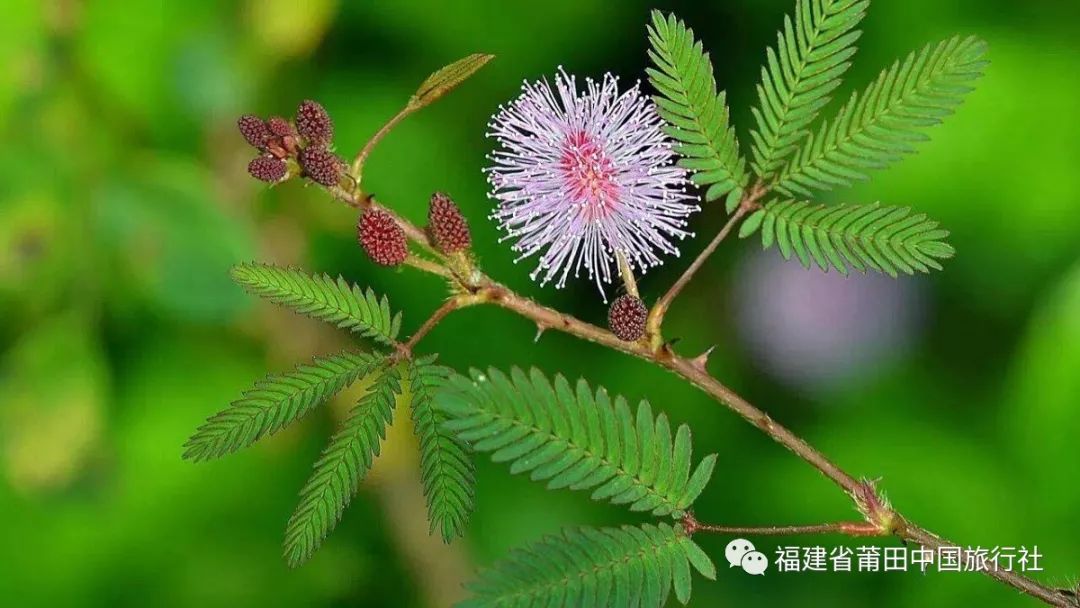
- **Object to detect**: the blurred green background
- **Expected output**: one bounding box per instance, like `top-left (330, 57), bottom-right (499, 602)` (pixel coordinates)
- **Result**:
top-left (1, 0), bottom-right (1078, 606)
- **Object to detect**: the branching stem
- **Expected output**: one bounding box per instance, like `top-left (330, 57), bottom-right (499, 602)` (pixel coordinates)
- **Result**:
top-left (645, 183), bottom-right (765, 346)
top-left (313, 175), bottom-right (1073, 608)
top-left (471, 282), bottom-right (1072, 606)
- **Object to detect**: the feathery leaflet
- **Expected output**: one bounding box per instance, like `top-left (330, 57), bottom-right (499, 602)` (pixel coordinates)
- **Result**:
top-left (741, 200), bottom-right (955, 276)
top-left (283, 364), bottom-right (400, 567)
top-left (749, 0), bottom-right (869, 178)
top-left (460, 523), bottom-right (716, 608)
top-left (409, 357), bottom-right (476, 543)
top-left (775, 36), bottom-right (989, 196)
top-left (231, 263), bottom-right (401, 347)
top-left (183, 351), bottom-right (381, 462)
top-left (440, 368), bottom-right (718, 517)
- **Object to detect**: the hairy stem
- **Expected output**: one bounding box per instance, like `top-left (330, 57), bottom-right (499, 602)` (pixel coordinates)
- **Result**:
top-left (616, 250), bottom-right (639, 298)
top-left (476, 282), bottom-right (861, 489)
top-left (352, 104), bottom-right (418, 178)
top-left (683, 513), bottom-right (882, 537)
top-left (646, 183), bottom-right (768, 344)
top-left (900, 526), bottom-right (1072, 606)
top-left (403, 298), bottom-right (461, 354)
top-left (315, 183), bottom-right (1071, 608)
top-left (405, 255), bottom-right (454, 279)
top-left (479, 284), bottom-right (1071, 606)
top-left (646, 204), bottom-right (746, 345)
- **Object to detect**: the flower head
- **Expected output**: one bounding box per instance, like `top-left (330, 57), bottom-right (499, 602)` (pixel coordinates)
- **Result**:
top-left (486, 69), bottom-right (698, 298)
top-left (238, 115), bottom-right (271, 150)
top-left (608, 294), bottom-right (648, 342)
top-left (358, 210), bottom-right (408, 267)
top-left (298, 145), bottom-right (342, 187)
top-left (296, 99), bottom-right (333, 144)
top-left (247, 156), bottom-right (288, 183)
top-left (266, 116), bottom-right (295, 137)
top-left (428, 192), bottom-right (472, 254)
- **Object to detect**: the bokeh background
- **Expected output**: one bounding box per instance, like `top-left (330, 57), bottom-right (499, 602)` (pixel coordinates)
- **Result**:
top-left (2, 0), bottom-right (1078, 606)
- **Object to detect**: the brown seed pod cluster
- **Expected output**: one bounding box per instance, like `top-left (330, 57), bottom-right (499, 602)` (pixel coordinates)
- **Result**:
top-left (237, 99), bottom-right (343, 186)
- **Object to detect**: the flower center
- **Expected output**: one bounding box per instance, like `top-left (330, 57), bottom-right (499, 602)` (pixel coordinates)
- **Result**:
top-left (560, 131), bottom-right (619, 216)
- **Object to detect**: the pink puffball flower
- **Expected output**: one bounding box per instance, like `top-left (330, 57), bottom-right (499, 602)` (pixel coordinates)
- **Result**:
top-left (486, 69), bottom-right (699, 299)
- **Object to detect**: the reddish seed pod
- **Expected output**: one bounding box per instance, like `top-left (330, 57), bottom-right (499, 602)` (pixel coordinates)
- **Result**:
top-left (427, 192), bottom-right (472, 253)
top-left (266, 116), bottom-right (295, 137)
top-left (298, 146), bottom-right (342, 187)
top-left (247, 156), bottom-right (288, 183)
top-left (237, 115), bottom-right (271, 149)
top-left (358, 210), bottom-right (408, 267)
top-left (295, 99), bottom-right (333, 143)
top-left (608, 294), bottom-right (648, 342)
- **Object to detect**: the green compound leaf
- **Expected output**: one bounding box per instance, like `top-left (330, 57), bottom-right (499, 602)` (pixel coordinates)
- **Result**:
top-left (775, 36), bottom-right (989, 197)
top-left (749, 0), bottom-right (869, 179)
top-left (231, 263), bottom-right (401, 347)
top-left (748, 199), bottom-right (955, 276)
top-left (183, 351), bottom-right (381, 462)
top-left (647, 11), bottom-right (749, 203)
top-left (412, 53), bottom-right (494, 109)
top-left (440, 368), bottom-right (718, 517)
top-left (408, 356), bottom-right (476, 543)
top-left (283, 364), bottom-right (401, 568)
top-left (458, 523), bottom-right (716, 608)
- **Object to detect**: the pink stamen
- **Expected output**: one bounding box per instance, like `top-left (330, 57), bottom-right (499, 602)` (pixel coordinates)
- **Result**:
top-left (561, 131), bottom-right (620, 217)
top-left (485, 69), bottom-right (700, 299)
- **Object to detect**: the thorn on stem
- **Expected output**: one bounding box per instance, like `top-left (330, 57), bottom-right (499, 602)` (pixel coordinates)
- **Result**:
top-left (690, 345), bottom-right (717, 371)
top-left (534, 323), bottom-right (546, 343)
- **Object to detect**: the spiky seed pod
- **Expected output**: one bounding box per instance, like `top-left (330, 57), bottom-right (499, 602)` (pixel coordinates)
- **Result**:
top-left (358, 210), bottom-right (408, 267)
top-left (298, 146), bottom-right (342, 187)
top-left (608, 294), bottom-right (648, 342)
top-left (295, 99), bottom-right (333, 143)
top-left (266, 116), bottom-right (295, 137)
top-left (237, 115), bottom-right (271, 149)
top-left (428, 192), bottom-right (472, 253)
top-left (247, 156), bottom-right (288, 183)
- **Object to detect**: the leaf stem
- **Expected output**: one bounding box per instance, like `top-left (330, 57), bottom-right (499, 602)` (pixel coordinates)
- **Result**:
top-left (682, 514), bottom-right (882, 537)
top-left (352, 104), bottom-right (418, 178)
top-left (405, 254), bottom-right (454, 279)
top-left (616, 250), bottom-right (639, 298)
top-left (645, 182), bottom-right (767, 346)
top-left (402, 298), bottom-right (462, 354)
